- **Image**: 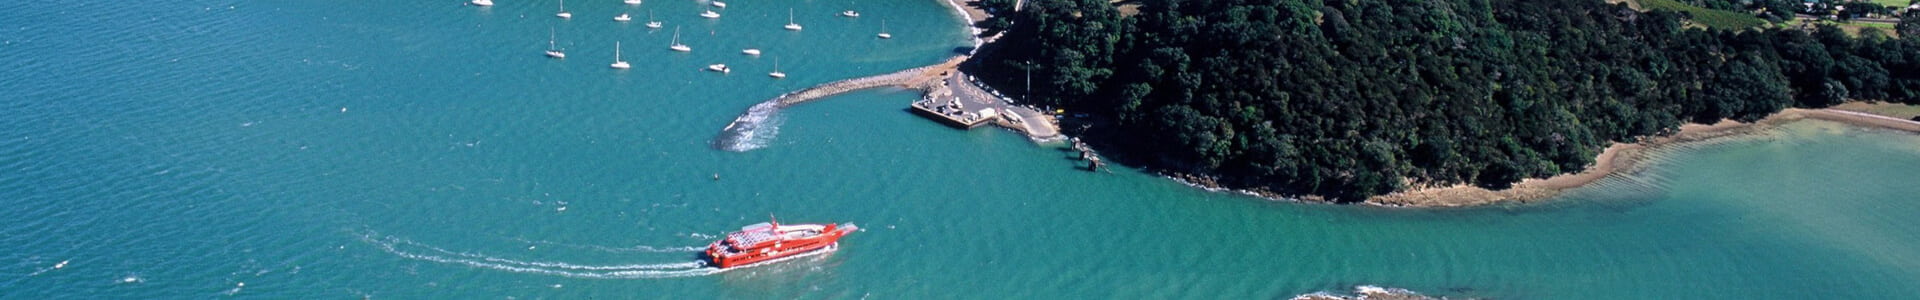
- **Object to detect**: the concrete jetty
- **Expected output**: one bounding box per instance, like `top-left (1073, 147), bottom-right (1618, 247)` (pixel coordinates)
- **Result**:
top-left (715, 56), bottom-right (1060, 152)
top-left (773, 56), bottom-right (966, 107)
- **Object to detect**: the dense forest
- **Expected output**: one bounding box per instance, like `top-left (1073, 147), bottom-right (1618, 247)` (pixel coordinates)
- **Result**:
top-left (968, 0), bottom-right (1920, 201)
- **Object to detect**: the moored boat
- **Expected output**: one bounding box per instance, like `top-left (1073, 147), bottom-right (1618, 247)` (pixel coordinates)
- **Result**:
top-left (609, 41), bottom-right (629, 69)
top-left (545, 27), bottom-right (566, 58)
top-left (783, 8), bottom-right (803, 31)
top-left (769, 57), bottom-right (786, 78)
top-left (704, 217), bottom-right (856, 269)
top-left (669, 26), bottom-right (691, 52)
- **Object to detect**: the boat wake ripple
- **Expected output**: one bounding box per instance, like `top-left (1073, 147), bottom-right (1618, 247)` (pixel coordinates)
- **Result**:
top-left (713, 99), bottom-right (785, 152)
top-left (511, 237), bottom-right (706, 253)
top-left (360, 233), bottom-right (719, 279)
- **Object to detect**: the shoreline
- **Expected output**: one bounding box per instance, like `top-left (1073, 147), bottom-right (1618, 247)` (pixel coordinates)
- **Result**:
top-left (1152, 104), bottom-right (1920, 208)
top-left (939, 0), bottom-right (987, 51)
top-left (1370, 106), bottom-right (1920, 207)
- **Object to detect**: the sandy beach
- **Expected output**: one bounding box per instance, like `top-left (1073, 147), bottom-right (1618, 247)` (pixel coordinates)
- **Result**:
top-left (1369, 104), bottom-right (1920, 207)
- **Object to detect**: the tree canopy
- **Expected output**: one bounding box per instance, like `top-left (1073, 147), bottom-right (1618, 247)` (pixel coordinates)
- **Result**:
top-left (973, 0), bottom-right (1920, 201)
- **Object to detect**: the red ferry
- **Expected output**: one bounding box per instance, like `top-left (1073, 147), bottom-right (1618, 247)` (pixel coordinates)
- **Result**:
top-left (704, 217), bottom-right (857, 269)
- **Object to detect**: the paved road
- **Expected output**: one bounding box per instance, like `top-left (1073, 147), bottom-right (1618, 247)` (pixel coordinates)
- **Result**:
top-left (944, 71), bottom-right (1060, 140)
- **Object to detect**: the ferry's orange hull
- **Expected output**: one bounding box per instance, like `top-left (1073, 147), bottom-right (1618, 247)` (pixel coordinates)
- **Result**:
top-left (705, 222), bottom-right (855, 269)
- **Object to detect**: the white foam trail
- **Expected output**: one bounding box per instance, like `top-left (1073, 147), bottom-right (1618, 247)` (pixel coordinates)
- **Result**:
top-left (360, 233), bottom-right (721, 279)
top-left (373, 236), bottom-right (704, 271)
top-left (511, 238), bottom-right (705, 253)
top-left (714, 99), bottom-right (786, 152)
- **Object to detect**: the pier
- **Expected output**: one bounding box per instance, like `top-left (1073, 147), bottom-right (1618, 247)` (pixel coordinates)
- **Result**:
top-left (773, 56), bottom-right (966, 107)
top-left (716, 56), bottom-right (1062, 151)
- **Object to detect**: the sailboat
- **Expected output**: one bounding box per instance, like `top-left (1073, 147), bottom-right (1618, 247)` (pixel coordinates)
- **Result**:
top-left (610, 41), bottom-right (630, 69)
top-left (877, 20), bottom-right (891, 39)
top-left (669, 26), bottom-right (691, 52)
top-left (645, 10), bottom-right (663, 28)
top-left (614, 13), bottom-right (632, 22)
top-left (545, 28), bottom-right (566, 58)
top-left (471, 0), bottom-right (494, 6)
top-left (783, 8), bottom-right (802, 31)
top-left (768, 57), bottom-right (786, 78)
top-left (556, 0), bottom-right (572, 18)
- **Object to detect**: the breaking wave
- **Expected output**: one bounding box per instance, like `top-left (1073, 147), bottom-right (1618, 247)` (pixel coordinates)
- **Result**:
top-left (712, 99), bottom-right (786, 152)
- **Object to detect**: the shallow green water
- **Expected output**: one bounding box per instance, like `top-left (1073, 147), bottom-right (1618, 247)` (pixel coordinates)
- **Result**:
top-left (5, 0), bottom-right (1920, 298)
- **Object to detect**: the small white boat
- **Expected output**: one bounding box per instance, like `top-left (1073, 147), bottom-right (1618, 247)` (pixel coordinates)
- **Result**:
top-left (669, 26), bottom-right (691, 52)
top-left (610, 41), bottom-right (630, 69)
top-left (708, 64), bottom-right (731, 73)
top-left (701, 9), bottom-right (720, 19)
top-left (841, 10), bottom-right (859, 17)
top-left (877, 20), bottom-right (891, 39)
top-left (769, 57), bottom-right (786, 78)
top-left (741, 48), bottom-right (761, 55)
top-left (546, 28), bottom-right (566, 58)
top-left (783, 8), bottom-right (802, 31)
top-left (645, 10), bottom-right (663, 28)
top-left (624, 0), bottom-right (641, 4)
top-left (556, 0), bottom-right (571, 18)
top-left (614, 13), bottom-right (632, 22)
top-left (471, 0), bottom-right (494, 6)
top-left (711, 1), bottom-right (727, 8)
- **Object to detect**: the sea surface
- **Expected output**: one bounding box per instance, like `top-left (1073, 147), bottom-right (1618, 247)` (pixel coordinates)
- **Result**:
top-left (5, 0), bottom-right (1920, 298)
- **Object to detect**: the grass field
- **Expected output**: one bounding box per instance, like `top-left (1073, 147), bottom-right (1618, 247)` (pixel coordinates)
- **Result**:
top-left (1867, 0), bottom-right (1912, 8)
top-left (1636, 0), bottom-right (1769, 29)
top-left (1792, 19), bottom-right (1903, 38)
top-left (1854, 21), bottom-right (1897, 29)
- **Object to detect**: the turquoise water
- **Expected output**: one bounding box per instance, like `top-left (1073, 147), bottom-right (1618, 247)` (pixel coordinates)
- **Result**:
top-left (6, 0), bottom-right (1920, 298)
